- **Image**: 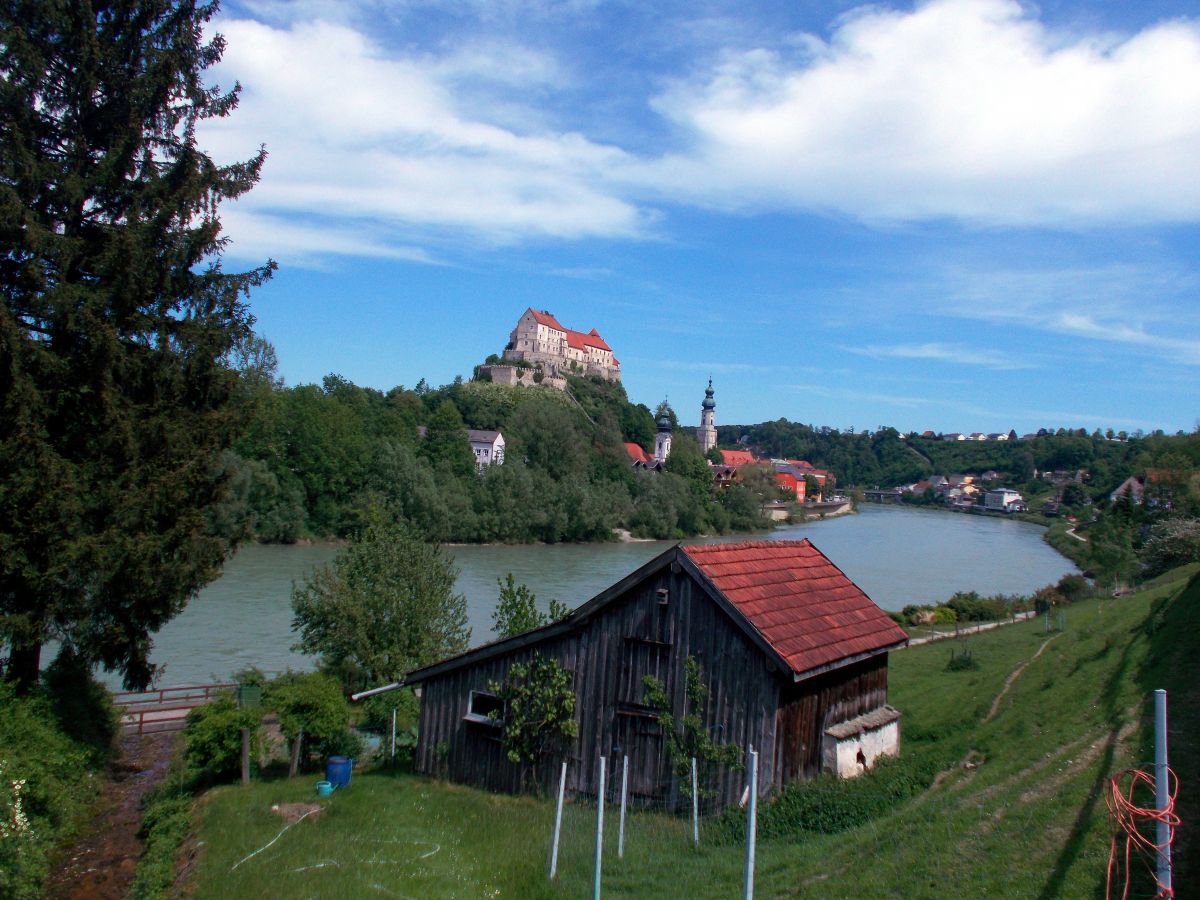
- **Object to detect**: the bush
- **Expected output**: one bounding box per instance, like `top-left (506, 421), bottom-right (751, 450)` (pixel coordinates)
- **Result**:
top-left (128, 787), bottom-right (192, 900)
top-left (711, 752), bottom-right (952, 844)
top-left (264, 671), bottom-right (352, 764)
top-left (183, 695), bottom-right (258, 783)
top-left (0, 684), bottom-right (97, 899)
top-left (360, 688), bottom-right (420, 735)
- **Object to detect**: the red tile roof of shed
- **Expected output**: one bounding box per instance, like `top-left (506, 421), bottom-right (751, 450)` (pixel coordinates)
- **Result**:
top-left (683, 540), bottom-right (907, 676)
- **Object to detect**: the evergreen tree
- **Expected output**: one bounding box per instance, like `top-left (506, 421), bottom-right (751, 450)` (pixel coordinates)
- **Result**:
top-left (0, 1), bottom-right (274, 689)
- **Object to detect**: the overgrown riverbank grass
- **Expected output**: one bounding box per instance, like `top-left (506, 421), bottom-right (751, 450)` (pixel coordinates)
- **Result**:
top-left (186, 568), bottom-right (1195, 897)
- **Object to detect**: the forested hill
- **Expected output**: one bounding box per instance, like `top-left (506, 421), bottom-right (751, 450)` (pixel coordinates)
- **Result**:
top-left (217, 373), bottom-right (769, 544)
top-left (216, 362), bottom-right (1199, 544)
top-left (720, 421), bottom-right (1200, 499)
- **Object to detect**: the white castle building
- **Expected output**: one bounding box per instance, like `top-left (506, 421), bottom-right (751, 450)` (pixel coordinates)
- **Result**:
top-left (501, 308), bottom-right (621, 382)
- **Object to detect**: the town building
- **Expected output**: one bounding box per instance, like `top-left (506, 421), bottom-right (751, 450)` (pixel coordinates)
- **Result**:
top-left (466, 430), bottom-right (505, 469)
top-left (405, 540), bottom-right (908, 807)
top-left (697, 379), bottom-right (717, 453)
top-left (984, 488), bottom-right (1025, 512)
top-left (498, 308), bottom-right (621, 382)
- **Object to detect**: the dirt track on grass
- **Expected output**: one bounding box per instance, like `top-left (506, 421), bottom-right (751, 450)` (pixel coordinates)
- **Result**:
top-left (44, 730), bottom-right (179, 899)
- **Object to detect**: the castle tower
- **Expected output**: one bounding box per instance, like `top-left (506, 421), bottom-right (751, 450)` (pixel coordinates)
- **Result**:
top-left (654, 404), bottom-right (673, 463)
top-left (698, 378), bottom-right (717, 453)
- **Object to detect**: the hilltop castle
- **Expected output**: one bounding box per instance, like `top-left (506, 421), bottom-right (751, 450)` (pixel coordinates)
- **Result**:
top-left (489, 308), bottom-right (621, 385)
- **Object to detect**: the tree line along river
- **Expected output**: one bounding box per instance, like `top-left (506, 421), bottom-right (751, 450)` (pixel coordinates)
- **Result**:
top-left (100, 504), bottom-right (1078, 689)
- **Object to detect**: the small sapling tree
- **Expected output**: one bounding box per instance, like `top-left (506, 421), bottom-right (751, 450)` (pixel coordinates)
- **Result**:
top-left (492, 574), bottom-right (571, 639)
top-left (490, 654), bottom-right (577, 791)
top-left (643, 655), bottom-right (742, 799)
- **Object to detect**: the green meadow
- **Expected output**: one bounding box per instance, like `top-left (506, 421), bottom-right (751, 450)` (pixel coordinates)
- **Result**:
top-left (185, 566), bottom-right (1198, 898)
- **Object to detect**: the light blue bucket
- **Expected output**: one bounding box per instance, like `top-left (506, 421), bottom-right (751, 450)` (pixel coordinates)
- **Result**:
top-left (316, 780), bottom-right (334, 797)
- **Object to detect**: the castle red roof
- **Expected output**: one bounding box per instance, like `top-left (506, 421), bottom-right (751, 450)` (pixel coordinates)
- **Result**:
top-left (683, 540), bottom-right (907, 677)
top-left (528, 309), bottom-right (566, 331)
top-left (566, 328), bottom-right (612, 352)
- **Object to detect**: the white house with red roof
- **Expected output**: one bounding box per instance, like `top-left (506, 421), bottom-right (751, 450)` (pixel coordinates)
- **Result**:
top-left (502, 308), bottom-right (621, 382)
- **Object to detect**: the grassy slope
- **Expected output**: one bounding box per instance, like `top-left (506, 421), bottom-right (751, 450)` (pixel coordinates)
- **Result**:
top-left (187, 569), bottom-right (1198, 898)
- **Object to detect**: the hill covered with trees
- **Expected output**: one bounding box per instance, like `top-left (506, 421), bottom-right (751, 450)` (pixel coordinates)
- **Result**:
top-left (219, 370), bottom-right (770, 544)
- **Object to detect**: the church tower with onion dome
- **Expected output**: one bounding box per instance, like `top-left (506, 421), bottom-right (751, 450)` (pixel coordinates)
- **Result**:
top-left (654, 403), bottom-right (673, 463)
top-left (697, 378), bottom-right (717, 453)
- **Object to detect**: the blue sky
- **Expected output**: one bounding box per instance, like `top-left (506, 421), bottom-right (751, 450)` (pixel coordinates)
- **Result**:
top-left (204, 0), bottom-right (1200, 435)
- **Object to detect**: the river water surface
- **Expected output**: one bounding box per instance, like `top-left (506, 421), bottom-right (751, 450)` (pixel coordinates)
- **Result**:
top-left (106, 505), bottom-right (1077, 688)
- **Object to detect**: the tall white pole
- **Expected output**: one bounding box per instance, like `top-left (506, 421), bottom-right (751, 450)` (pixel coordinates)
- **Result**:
top-left (549, 760), bottom-right (567, 879)
top-left (1155, 689), bottom-right (1172, 894)
top-left (744, 747), bottom-right (758, 900)
top-left (618, 755), bottom-right (629, 859)
top-left (691, 757), bottom-right (699, 848)
top-left (594, 756), bottom-right (607, 900)
top-left (390, 708), bottom-right (397, 761)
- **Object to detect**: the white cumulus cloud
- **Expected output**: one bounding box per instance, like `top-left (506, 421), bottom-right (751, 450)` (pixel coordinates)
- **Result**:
top-left (203, 17), bottom-right (646, 262)
top-left (641, 0), bottom-right (1200, 225)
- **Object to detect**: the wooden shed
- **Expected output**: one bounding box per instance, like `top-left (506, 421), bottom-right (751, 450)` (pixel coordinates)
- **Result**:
top-left (405, 540), bottom-right (908, 807)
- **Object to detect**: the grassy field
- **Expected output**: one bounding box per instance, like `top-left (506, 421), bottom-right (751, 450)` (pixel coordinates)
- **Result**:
top-left (185, 567), bottom-right (1198, 898)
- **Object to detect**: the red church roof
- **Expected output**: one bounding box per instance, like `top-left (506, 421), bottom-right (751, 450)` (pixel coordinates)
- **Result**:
top-left (683, 540), bottom-right (907, 677)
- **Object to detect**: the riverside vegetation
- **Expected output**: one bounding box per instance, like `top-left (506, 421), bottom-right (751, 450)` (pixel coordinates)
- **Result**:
top-left (171, 564), bottom-right (1198, 898)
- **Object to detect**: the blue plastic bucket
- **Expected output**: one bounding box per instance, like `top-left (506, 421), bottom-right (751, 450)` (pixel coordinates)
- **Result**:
top-left (325, 756), bottom-right (352, 789)
top-left (316, 780), bottom-right (334, 797)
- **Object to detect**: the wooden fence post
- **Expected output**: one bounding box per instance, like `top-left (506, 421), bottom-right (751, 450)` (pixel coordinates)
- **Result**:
top-left (240, 728), bottom-right (251, 785)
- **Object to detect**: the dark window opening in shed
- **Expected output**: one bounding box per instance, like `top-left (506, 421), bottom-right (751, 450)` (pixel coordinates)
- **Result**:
top-left (465, 690), bottom-right (504, 726)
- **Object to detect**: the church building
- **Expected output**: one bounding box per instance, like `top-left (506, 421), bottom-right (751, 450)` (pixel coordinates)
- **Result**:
top-left (697, 378), bottom-right (717, 453)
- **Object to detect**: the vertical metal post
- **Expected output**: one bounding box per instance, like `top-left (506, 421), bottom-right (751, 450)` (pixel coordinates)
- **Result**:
top-left (744, 746), bottom-right (758, 900)
top-left (594, 756), bottom-right (606, 900)
top-left (390, 708), bottom-right (397, 761)
top-left (1155, 689), bottom-right (1172, 894)
top-left (618, 755), bottom-right (629, 859)
top-left (691, 757), bottom-right (699, 848)
top-left (549, 760), bottom-right (567, 879)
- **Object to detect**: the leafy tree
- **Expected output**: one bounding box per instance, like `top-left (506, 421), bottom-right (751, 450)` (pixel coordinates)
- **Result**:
top-left (492, 574), bottom-right (570, 639)
top-left (420, 399), bottom-right (476, 479)
top-left (0, 0), bottom-right (274, 689)
top-left (262, 671), bottom-right (351, 762)
top-left (490, 654), bottom-right (577, 785)
top-left (665, 430), bottom-right (714, 498)
top-left (1087, 515), bottom-right (1138, 589)
top-left (291, 519), bottom-right (470, 689)
top-left (1139, 517), bottom-right (1200, 576)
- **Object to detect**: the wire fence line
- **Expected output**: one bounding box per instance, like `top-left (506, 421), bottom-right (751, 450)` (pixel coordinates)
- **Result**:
top-left (546, 747), bottom-right (763, 899)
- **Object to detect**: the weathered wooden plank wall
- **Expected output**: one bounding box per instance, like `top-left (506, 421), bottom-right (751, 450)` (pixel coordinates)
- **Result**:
top-left (413, 550), bottom-right (888, 809)
top-left (774, 654), bottom-right (889, 783)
